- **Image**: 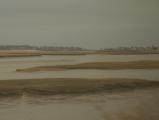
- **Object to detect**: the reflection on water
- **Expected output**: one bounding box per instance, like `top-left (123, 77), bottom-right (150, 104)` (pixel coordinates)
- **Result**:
top-left (0, 88), bottom-right (159, 120)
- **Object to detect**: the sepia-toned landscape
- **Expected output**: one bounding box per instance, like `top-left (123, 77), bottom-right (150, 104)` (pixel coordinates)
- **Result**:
top-left (0, 49), bottom-right (159, 120)
top-left (0, 0), bottom-right (159, 120)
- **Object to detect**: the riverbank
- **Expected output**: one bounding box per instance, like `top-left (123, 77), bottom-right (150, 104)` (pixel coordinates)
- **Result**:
top-left (0, 50), bottom-right (89, 57)
top-left (0, 50), bottom-right (159, 58)
top-left (0, 50), bottom-right (42, 57)
top-left (16, 61), bottom-right (159, 72)
top-left (0, 78), bottom-right (159, 96)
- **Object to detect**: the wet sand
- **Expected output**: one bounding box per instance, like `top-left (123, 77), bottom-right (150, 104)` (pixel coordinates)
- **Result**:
top-left (1, 54), bottom-right (159, 120)
top-left (0, 78), bottom-right (159, 96)
top-left (0, 50), bottom-right (43, 57)
top-left (0, 87), bottom-right (159, 120)
top-left (0, 50), bottom-right (159, 58)
top-left (16, 61), bottom-right (159, 72)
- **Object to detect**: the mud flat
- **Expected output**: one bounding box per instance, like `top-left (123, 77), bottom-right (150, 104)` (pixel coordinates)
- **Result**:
top-left (1, 50), bottom-right (159, 58)
top-left (0, 50), bottom-right (43, 57)
top-left (16, 61), bottom-right (159, 72)
top-left (0, 50), bottom-right (97, 57)
top-left (0, 78), bottom-right (159, 96)
top-left (0, 50), bottom-right (89, 57)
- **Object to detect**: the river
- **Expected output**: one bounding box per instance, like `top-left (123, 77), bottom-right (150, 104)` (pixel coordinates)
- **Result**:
top-left (0, 54), bottom-right (159, 80)
top-left (0, 54), bottom-right (159, 120)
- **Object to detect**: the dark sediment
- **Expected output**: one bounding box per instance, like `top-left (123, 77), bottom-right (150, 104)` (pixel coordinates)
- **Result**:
top-left (0, 78), bottom-right (159, 96)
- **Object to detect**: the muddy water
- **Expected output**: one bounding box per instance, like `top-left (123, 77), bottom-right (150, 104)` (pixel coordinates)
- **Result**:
top-left (0, 54), bottom-right (159, 80)
top-left (0, 54), bottom-right (159, 120)
top-left (1, 69), bottom-right (159, 80)
top-left (0, 88), bottom-right (159, 120)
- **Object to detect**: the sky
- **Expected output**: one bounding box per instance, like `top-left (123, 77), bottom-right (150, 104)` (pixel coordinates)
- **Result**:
top-left (0, 0), bottom-right (159, 49)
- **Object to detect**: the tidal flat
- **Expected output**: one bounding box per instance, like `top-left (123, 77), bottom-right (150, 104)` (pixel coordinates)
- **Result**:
top-left (0, 83), bottom-right (159, 120)
top-left (16, 61), bottom-right (159, 72)
top-left (0, 78), bottom-right (159, 96)
top-left (0, 54), bottom-right (159, 120)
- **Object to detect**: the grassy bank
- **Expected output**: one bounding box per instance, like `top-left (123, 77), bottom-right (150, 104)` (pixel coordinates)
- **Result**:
top-left (16, 61), bottom-right (159, 72)
top-left (0, 78), bottom-right (159, 96)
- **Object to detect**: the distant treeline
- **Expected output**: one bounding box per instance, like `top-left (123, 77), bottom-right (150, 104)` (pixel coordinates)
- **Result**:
top-left (0, 45), bottom-right (159, 52)
top-left (0, 45), bottom-right (86, 51)
top-left (101, 46), bottom-right (159, 52)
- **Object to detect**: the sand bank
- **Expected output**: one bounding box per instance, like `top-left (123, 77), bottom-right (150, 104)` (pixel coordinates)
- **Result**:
top-left (16, 61), bottom-right (159, 72)
top-left (0, 78), bottom-right (159, 96)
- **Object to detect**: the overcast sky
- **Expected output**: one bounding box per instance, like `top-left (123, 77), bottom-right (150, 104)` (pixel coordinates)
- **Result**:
top-left (0, 0), bottom-right (159, 49)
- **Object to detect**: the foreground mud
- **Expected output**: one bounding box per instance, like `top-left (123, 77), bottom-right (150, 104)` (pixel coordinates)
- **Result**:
top-left (0, 78), bottom-right (159, 96)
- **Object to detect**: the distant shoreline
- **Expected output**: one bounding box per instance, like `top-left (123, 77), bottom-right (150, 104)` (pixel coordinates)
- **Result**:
top-left (0, 50), bottom-right (159, 58)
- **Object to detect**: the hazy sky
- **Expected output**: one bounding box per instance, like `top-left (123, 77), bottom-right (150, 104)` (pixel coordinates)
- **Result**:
top-left (0, 0), bottom-right (159, 49)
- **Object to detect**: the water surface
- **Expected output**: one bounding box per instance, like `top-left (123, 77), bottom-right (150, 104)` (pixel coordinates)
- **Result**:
top-left (0, 54), bottom-right (159, 80)
top-left (0, 54), bottom-right (159, 120)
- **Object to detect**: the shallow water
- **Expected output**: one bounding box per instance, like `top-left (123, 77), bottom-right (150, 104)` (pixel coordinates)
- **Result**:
top-left (0, 54), bottom-right (159, 80)
top-left (1, 54), bottom-right (159, 63)
top-left (0, 54), bottom-right (159, 120)
top-left (0, 69), bottom-right (158, 81)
